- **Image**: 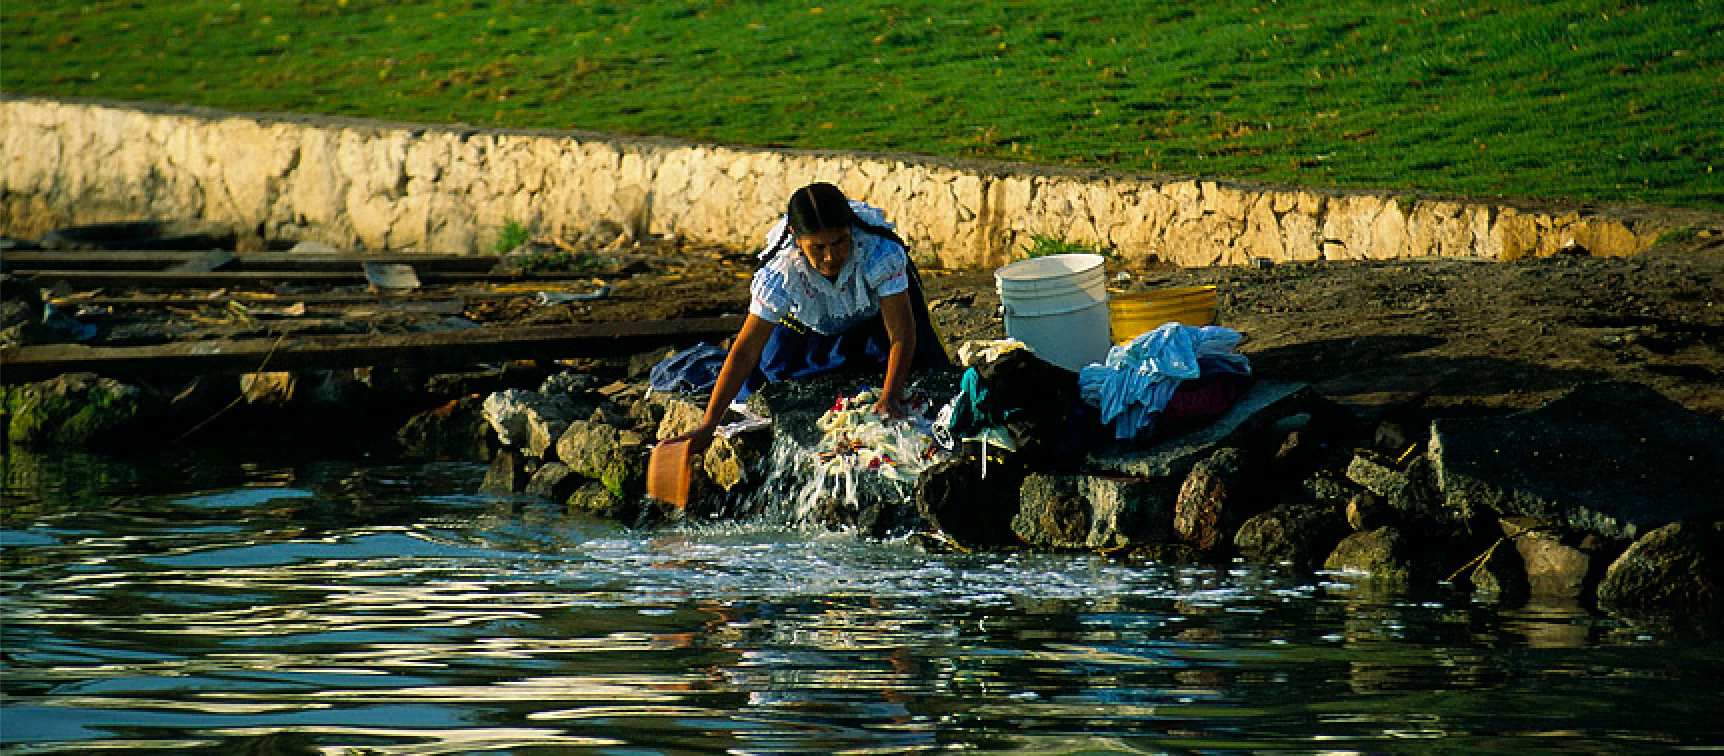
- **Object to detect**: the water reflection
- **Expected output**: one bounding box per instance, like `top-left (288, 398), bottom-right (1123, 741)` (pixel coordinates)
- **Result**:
top-left (4, 451), bottom-right (1723, 753)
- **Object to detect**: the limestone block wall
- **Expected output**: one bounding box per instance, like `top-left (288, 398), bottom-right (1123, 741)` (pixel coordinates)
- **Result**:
top-left (1, 97), bottom-right (1679, 268)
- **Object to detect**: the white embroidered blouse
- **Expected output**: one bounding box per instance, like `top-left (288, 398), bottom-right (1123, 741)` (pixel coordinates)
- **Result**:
top-left (747, 201), bottom-right (911, 335)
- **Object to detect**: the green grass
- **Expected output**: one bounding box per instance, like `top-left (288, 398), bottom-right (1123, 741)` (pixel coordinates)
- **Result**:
top-left (1022, 233), bottom-right (1110, 260)
top-left (4, 0), bottom-right (1721, 209)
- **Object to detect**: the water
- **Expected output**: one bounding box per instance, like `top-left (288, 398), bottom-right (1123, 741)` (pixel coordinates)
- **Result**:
top-left (4, 450), bottom-right (1723, 754)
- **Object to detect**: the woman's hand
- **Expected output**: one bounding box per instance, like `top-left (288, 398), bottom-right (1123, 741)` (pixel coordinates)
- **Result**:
top-left (660, 422), bottom-right (718, 454)
top-left (871, 394), bottom-right (906, 421)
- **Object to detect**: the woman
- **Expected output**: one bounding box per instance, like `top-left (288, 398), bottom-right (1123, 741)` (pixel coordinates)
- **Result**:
top-left (669, 182), bottom-right (949, 451)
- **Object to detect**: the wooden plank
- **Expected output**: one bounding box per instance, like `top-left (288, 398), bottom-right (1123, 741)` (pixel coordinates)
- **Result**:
top-left (48, 291), bottom-right (535, 308)
top-left (0, 250), bottom-right (209, 270)
top-left (2, 250), bottom-right (502, 272)
top-left (16, 270), bottom-right (626, 288)
top-left (0, 317), bottom-right (741, 383)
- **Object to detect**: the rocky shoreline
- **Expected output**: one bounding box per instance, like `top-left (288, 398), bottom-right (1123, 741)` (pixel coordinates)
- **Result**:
top-left (6, 232), bottom-right (1723, 614)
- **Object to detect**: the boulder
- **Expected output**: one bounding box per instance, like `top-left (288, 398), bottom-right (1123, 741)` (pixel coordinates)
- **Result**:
top-left (479, 449), bottom-right (527, 495)
top-left (481, 389), bottom-right (584, 454)
top-left (915, 452), bottom-right (1026, 547)
top-left (1172, 447), bottom-right (1255, 551)
top-left (1500, 518), bottom-right (1617, 601)
top-left (655, 396), bottom-right (708, 441)
top-left (1086, 380), bottom-right (1314, 479)
top-left (1234, 502), bottom-right (1350, 571)
top-left (1597, 516), bottom-right (1724, 611)
top-left (1324, 527), bottom-right (1416, 583)
top-left (1429, 382), bottom-right (1724, 539)
top-left (396, 396), bottom-right (496, 461)
top-left (703, 431), bottom-right (769, 491)
top-left (1014, 473), bottom-right (1178, 550)
top-left (568, 481), bottom-right (630, 519)
top-left (4, 373), bottom-right (153, 447)
top-left (556, 420), bottom-right (639, 479)
top-left (524, 462), bottom-right (582, 502)
top-left (1345, 491), bottom-right (1394, 532)
top-left (1345, 452), bottom-right (1445, 520)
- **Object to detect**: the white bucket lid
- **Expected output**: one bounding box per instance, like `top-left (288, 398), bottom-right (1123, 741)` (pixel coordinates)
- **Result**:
top-left (994, 253), bottom-right (1105, 283)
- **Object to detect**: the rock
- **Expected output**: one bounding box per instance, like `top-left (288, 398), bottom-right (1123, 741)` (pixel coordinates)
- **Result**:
top-left (396, 396), bottom-right (496, 461)
top-left (1234, 502), bottom-right (1349, 571)
top-left (1087, 380), bottom-right (1314, 479)
top-left (598, 447), bottom-right (649, 503)
top-left (479, 449), bottom-right (526, 495)
top-left (915, 452), bottom-right (1026, 547)
top-left (1499, 518), bottom-right (1616, 601)
top-left (4, 373), bottom-right (153, 447)
top-left (1325, 527), bottom-right (1416, 583)
top-left (540, 371), bottom-right (599, 395)
top-left (703, 431), bottom-right (768, 491)
top-left (556, 420), bottom-right (626, 479)
top-left (481, 389), bottom-right (583, 453)
top-left (568, 481), bottom-right (630, 518)
top-left (1345, 452), bottom-right (1443, 519)
top-left (524, 462), bottom-right (582, 502)
top-left (1173, 447), bottom-right (1255, 551)
top-left (1597, 516), bottom-right (1724, 611)
top-left (626, 347), bottom-right (677, 381)
top-left (1345, 492), bottom-right (1394, 531)
top-left (1466, 544), bottom-right (1530, 599)
top-left (1429, 382), bottom-right (1724, 539)
top-left (1014, 473), bottom-right (1177, 549)
top-left (655, 396), bottom-right (708, 441)
top-left (0, 274), bottom-right (45, 348)
top-left (1300, 475), bottom-right (1358, 506)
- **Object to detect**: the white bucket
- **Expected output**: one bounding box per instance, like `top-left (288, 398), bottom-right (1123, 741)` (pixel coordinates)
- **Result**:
top-left (994, 253), bottom-right (1111, 372)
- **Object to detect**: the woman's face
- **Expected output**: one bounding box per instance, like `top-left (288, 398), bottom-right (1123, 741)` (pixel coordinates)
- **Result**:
top-left (796, 227), bottom-right (852, 279)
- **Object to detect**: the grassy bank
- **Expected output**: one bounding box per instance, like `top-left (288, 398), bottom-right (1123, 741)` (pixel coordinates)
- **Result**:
top-left (5, 0), bottom-right (1720, 209)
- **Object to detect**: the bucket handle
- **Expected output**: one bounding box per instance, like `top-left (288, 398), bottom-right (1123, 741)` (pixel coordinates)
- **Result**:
top-left (1001, 299), bottom-right (1108, 318)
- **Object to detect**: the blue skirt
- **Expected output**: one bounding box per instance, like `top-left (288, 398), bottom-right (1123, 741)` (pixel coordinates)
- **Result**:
top-left (743, 265), bottom-right (950, 397)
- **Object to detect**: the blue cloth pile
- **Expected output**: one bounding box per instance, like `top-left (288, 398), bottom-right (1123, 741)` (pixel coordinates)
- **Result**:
top-left (1078, 323), bottom-right (1251, 440)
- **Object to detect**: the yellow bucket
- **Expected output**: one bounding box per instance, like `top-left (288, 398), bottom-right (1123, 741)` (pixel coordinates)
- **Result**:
top-left (1109, 285), bottom-right (1218, 344)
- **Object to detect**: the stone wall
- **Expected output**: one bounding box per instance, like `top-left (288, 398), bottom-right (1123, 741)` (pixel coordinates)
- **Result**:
top-left (1, 97), bottom-right (1679, 268)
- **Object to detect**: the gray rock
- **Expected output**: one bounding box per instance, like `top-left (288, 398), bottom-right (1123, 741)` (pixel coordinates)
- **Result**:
top-left (1014, 473), bottom-right (1177, 549)
top-left (479, 449), bottom-right (526, 495)
top-left (481, 389), bottom-right (583, 452)
top-left (556, 420), bottom-right (626, 479)
top-left (1347, 452), bottom-right (1444, 519)
top-left (655, 396), bottom-right (708, 441)
top-left (540, 371), bottom-right (599, 395)
top-left (1325, 526), bottom-right (1417, 583)
top-left (1429, 382), bottom-right (1724, 539)
top-left (1173, 447), bottom-right (1255, 551)
top-left (1597, 516), bottom-right (1724, 611)
top-left (525, 462), bottom-right (582, 501)
top-left (1234, 502), bottom-right (1349, 571)
top-left (1086, 380), bottom-right (1313, 479)
top-left (396, 396), bottom-right (496, 461)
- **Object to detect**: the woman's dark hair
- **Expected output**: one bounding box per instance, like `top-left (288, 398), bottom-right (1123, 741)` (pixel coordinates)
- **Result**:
top-left (786, 182), bottom-right (852, 237)
top-left (765, 182), bottom-right (906, 257)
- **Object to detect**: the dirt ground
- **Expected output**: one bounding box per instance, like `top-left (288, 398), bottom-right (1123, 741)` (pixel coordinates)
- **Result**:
top-left (18, 228), bottom-right (1723, 428)
top-left (510, 232), bottom-right (1724, 425)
